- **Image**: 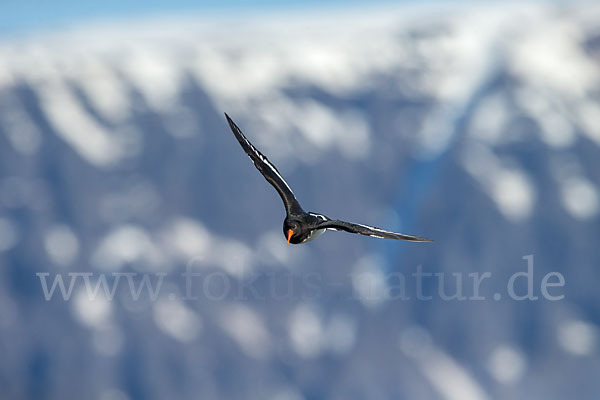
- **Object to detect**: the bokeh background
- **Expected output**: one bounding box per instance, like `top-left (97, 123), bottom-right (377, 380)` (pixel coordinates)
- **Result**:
top-left (1, 1), bottom-right (599, 399)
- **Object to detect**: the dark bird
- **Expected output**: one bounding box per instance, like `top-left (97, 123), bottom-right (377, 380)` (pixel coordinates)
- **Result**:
top-left (224, 113), bottom-right (432, 244)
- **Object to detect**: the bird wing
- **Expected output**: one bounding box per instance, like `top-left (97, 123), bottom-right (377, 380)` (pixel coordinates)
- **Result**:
top-left (317, 219), bottom-right (432, 242)
top-left (225, 113), bottom-right (304, 215)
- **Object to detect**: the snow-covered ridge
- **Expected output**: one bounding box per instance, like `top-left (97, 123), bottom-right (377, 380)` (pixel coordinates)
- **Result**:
top-left (1, 2), bottom-right (598, 221)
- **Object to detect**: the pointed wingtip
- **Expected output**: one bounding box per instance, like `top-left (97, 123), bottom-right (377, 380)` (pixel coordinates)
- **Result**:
top-left (224, 112), bottom-right (239, 130)
top-left (224, 112), bottom-right (236, 130)
top-left (409, 236), bottom-right (433, 243)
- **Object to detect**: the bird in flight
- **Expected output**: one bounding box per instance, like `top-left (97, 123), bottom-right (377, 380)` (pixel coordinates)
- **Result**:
top-left (224, 113), bottom-right (432, 245)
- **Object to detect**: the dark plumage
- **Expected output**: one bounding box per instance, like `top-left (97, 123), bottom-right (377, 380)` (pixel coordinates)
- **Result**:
top-left (225, 113), bottom-right (432, 244)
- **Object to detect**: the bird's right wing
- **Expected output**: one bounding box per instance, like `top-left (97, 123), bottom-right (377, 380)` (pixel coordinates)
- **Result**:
top-left (225, 113), bottom-right (304, 215)
top-left (317, 219), bottom-right (432, 242)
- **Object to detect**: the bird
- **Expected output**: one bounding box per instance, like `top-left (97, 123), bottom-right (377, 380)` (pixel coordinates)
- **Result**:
top-left (224, 113), bottom-right (432, 245)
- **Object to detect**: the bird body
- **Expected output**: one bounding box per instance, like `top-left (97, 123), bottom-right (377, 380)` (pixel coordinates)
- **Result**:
top-left (284, 213), bottom-right (327, 244)
top-left (224, 113), bottom-right (432, 245)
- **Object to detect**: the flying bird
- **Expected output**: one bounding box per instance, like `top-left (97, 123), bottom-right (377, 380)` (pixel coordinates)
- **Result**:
top-left (224, 113), bottom-right (432, 244)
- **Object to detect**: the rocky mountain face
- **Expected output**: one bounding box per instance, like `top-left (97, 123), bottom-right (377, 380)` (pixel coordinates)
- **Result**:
top-left (0, 3), bottom-right (599, 400)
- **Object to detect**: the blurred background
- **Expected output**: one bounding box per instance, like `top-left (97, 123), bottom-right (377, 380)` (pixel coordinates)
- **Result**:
top-left (1, 0), bottom-right (599, 399)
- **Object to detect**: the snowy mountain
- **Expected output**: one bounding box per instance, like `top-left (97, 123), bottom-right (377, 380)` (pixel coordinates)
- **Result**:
top-left (0, 3), bottom-right (599, 399)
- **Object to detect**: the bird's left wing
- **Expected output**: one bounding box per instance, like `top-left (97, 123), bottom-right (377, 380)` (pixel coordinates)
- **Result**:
top-left (317, 219), bottom-right (432, 242)
top-left (225, 113), bottom-right (304, 215)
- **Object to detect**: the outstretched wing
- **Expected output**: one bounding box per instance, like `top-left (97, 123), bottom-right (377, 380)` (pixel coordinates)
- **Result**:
top-left (225, 113), bottom-right (304, 215)
top-left (317, 219), bottom-right (432, 242)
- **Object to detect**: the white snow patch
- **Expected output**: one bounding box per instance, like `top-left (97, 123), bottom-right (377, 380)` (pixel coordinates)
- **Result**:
top-left (0, 217), bottom-right (19, 252)
top-left (0, 95), bottom-right (42, 155)
top-left (119, 47), bottom-right (183, 111)
top-left (560, 177), bottom-right (599, 220)
top-left (352, 255), bottom-right (388, 308)
top-left (288, 304), bottom-right (323, 358)
top-left (516, 87), bottom-right (575, 148)
top-left (462, 144), bottom-right (535, 221)
top-left (72, 288), bottom-right (113, 329)
top-left (420, 349), bottom-right (491, 400)
top-left (37, 81), bottom-right (125, 167)
top-left (510, 18), bottom-right (599, 99)
top-left (71, 57), bottom-right (131, 123)
top-left (490, 169), bottom-right (535, 221)
top-left (219, 304), bottom-right (271, 359)
top-left (153, 297), bottom-right (202, 343)
top-left (578, 101), bottom-right (600, 146)
top-left (469, 95), bottom-right (509, 144)
top-left (402, 328), bottom-right (491, 400)
top-left (487, 344), bottom-right (527, 384)
top-left (558, 320), bottom-right (598, 356)
top-left (44, 224), bottom-right (80, 267)
top-left (164, 217), bottom-right (253, 278)
top-left (92, 225), bottom-right (164, 270)
top-left (163, 218), bottom-right (211, 262)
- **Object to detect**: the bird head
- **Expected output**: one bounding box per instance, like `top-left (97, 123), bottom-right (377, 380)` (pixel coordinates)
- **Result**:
top-left (283, 218), bottom-right (301, 244)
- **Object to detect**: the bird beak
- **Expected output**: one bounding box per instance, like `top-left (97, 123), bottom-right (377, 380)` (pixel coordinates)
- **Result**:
top-left (287, 229), bottom-right (293, 244)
